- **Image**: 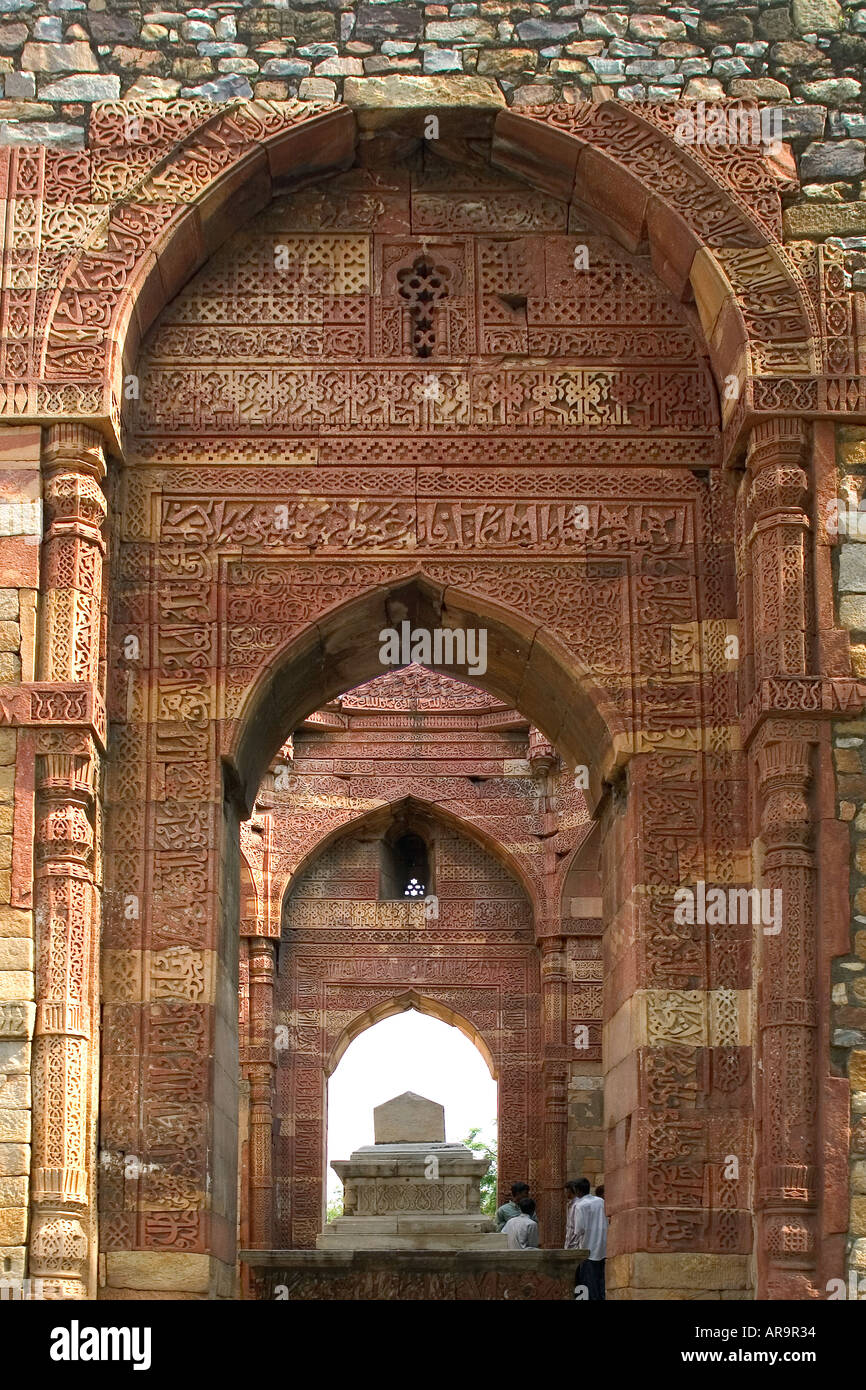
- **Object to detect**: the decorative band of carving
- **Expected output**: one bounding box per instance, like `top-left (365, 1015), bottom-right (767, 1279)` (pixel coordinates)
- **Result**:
top-left (756, 738), bottom-right (812, 787)
top-left (758, 1164), bottom-right (818, 1207)
top-left (36, 1000), bottom-right (88, 1038)
top-left (42, 424), bottom-right (106, 482)
top-left (35, 751), bottom-right (95, 799)
top-left (759, 999), bottom-right (819, 1028)
top-left (0, 682), bottom-right (107, 750)
top-left (747, 416), bottom-right (809, 468)
top-left (32, 1165), bottom-right (89, 1205)
top-left (741, 677), bottom-right (866, 747)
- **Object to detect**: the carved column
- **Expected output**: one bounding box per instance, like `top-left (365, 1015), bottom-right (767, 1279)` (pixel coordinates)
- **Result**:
top-left (540, 936), bottom-right (568, 1247)
top-left (245, 936), bottom-right (276, 1249)
top-left (754, 724), bottom-right (818, 1297)
top-left (30, 424), bottom-right (106, 1298)
top-left (742, 419), bottom-right (820, 1297)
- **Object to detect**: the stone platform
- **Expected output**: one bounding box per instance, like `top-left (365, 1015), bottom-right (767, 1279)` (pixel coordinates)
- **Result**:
top-left (241, 1249), bottom-right (586, 1301)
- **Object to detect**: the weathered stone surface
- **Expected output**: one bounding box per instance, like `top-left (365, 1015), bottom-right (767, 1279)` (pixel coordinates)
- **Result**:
top-left (801, 138), bottom-right (866, 178)
top-left (514, 19), bottom-right (583, 44)
top-left (179, 73), bottom-right (252, 100)
top-left (0, 1206), bottom-right (26, 1243)
top-left (800, 75), bottom-right (862, 103)
top-left (629, 16), bottom-right (686, 42)
top-left (728, 77), bottom-right (790, 98)
top-left (581, 12), bottom-right (628, 40)
top-left (105, 1253), bottom-right (210, 1292)
top-left (426, 18), bottom-right (496, 44)
top-left (373, 1091), bottom-right (445, 1144)
top-left (343, 73), bottom-right (504, 124)
top-left (476, 47), bottom-right (536, 78)
top-left (21, 38), bottom-right (98, 72)
top-left (784, 201), bottom-right (866, 236)
top-left (781, 104), bottom-right (827, 139)
top-left (0, 938), bottom-right (31, 970)
top-left (608, 1253), bottom-right (751, 1291)
top-left (698, 16), bottom-right (754, 45)
top-left (0, 1143), bottom-right (28, 1176)
top-left (792, 0), bottom-right (845, 34)
top-left (38, 73), bottom-right (119, 99)
top-left (356, 4), bottom-right (422, 43)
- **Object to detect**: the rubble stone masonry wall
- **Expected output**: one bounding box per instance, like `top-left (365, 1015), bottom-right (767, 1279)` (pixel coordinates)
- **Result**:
top-left (0, 0), bottom-right (863, 249)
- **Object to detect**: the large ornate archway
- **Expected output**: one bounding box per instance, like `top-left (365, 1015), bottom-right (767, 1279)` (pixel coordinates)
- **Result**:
top-left (6, 94), bottom-right (862, 1302)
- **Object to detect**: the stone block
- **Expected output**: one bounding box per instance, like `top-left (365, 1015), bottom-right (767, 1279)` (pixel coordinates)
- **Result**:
top-left (0, 1143), bottom-right (28, 1176)
top-left (0, 906), bottom-right (32, 938)
top-left (21, 39), bottom-right (98, 71)
top-left (0, 1174), bottom-right (25, 1206)
top-left (792, 0), bottom-right (845, 34)
top-left (800, 76), bottom-right (862, 104)
top-left (374, 1091), bottom-right (445, 1143)
top-left (0, 938), bottom-right (31, 971)
top-left (781, 105), bottom-right (827, 140)
top-left (343, 74), bottom-right (504, 128)
top-left (841, 594), bottom-right (866, 629)
top-left (0, 1072), bottom-right (27, 1108)
top-left (515, 19), bottom-right (582, 44)
top-left (784, 202), bottom-right (866, 238)
top-left (105, 1252), bottom-right (210, 1292)
top-left (581, 14), bottom-right (628, 40)
top-left (297, 76), bottom-right (335, 99)
top-left (840, 545), bottom-right (866, 593)
top-left (801, 139), bottom-right (865, 180)
top-left (631, 16), bottom-right (687, 41)
top-left (0, 1206), bottom-right (26, 1244)
top-left (179, 73), bottom-right (252, 100)
top-left (38, 74), bottom-right (121, 100)
top-left (0, 971), bottom-right (33, 1003)
top-left (851, 1195), bottom-right (866, 1235)
top-left (0, 1109), bottom-right (27, 1142)
top-left (0, 1038), bottom-right (29, 1073)
top-left (607, 1252), bottom-right (750, 1290)
top-left (355, 3), bottom-right (422, 43)
top-left (0, 23), bottom-right (26, 50)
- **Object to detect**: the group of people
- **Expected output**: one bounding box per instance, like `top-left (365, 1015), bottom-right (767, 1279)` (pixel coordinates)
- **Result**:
top-left (493, 1177), bottom-right (607, 1301)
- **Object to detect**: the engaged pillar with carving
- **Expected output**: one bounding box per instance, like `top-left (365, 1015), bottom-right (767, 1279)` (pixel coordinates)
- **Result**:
top-left (754, 722), bottom-right (819, 1297)
top-left (741, 419), bottom-right (820, 1298)
top-left (539, 936), bottom-right (568, 1246)
top-left (245, 936), bottom-right (276, 1250)
top-left (29, 424), bottom-right (107, 1298)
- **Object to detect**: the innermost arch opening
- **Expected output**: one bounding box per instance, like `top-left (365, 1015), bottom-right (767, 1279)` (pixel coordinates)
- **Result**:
top-left (326, 1009), bottom-right (498, 1220)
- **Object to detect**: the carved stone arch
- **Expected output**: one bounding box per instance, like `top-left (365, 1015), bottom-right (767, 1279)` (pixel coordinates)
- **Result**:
top-left (229, 572), bottom-right (628, 819)
top-left (276, 793), bottom-right (543, 926)
top-left (14, 97), bottom-right (854, 454)
top-left (495, 104), bottom-right (833, 426)
top-left (325, 988), bottom-right (497, 1079)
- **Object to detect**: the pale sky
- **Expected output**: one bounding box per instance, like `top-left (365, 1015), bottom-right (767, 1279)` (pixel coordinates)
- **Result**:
top-left (326, 1010), bottom-right (497, 1194)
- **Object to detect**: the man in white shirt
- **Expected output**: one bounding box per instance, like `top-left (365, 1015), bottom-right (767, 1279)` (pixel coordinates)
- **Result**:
top-left (564, 1177), bottom-right (606, 1300)
top-left (502, 1197), bottom-right (540, 1250)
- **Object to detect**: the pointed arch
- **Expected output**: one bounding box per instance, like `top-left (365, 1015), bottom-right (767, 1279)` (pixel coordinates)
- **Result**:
top-left (278, 793), bottom-right (540, 923)
top-left (326, 989), bottom-right (497, 1079)
top-left (228, 572), bottom-right (626, 818)
top-left (10, 97), bottom-right (836, 449)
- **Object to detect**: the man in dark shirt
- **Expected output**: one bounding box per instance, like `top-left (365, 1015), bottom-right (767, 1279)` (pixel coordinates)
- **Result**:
top-left (495, 1180), bottom-right (531, 1231)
